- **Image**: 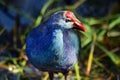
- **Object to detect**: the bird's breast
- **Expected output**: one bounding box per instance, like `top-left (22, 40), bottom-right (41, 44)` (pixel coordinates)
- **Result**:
top-left (26, 28), bottom-right (79, 71)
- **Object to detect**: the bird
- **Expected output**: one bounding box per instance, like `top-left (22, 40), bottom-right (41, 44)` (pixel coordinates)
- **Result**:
top-left (26, 11), bottom-right (86, 80)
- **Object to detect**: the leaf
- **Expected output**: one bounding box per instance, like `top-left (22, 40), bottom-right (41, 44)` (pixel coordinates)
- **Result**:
top-left (81, 38), bottom-right (91, 47)
top-left (109, 17), bottom-right (120, 29)
top-left (34, 0), bottom-right (55, 26)
top-left (81, 23), bottom-right (92, 47)
top-left (34, 16), bottom-right (42, 26)
top-left (96, 42), bottom-right (120, 66)
top-left (84, 18), bottom-right (103, 25)
top-left (0, 27), bottom-right (6, 36)
top-left (74, 63), bottom-right (81, 80)
top-left (108, 31), bottom-right (120, 37)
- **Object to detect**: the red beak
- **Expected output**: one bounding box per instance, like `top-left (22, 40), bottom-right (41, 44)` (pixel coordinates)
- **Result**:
top-left (73, 19), bottom-right (86, 32)
top-left (65, 11), bottom-right (86, 32)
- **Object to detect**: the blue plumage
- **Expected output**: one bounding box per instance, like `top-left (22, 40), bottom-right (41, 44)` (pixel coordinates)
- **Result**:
top-left (26, 11), bottom-right (85, 80)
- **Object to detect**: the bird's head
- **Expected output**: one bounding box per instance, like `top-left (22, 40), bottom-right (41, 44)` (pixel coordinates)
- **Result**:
top-left (48, 11), bottom-right (86, 32)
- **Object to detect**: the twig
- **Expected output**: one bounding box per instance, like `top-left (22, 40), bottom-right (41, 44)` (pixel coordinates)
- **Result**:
top-left (86, 33), bottom-right (96, 76)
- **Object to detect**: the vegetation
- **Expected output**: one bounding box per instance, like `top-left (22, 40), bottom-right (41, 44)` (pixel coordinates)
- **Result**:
top-left (0, 0), bottom-right (120, 80)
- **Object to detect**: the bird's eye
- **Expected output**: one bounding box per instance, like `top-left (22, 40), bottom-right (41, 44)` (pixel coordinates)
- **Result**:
top-left (65, 19), bottom-right (73, 22)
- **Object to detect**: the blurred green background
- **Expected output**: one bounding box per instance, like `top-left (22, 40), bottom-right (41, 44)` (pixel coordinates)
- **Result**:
top-left (0, 0), bottom-right (120, 80)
